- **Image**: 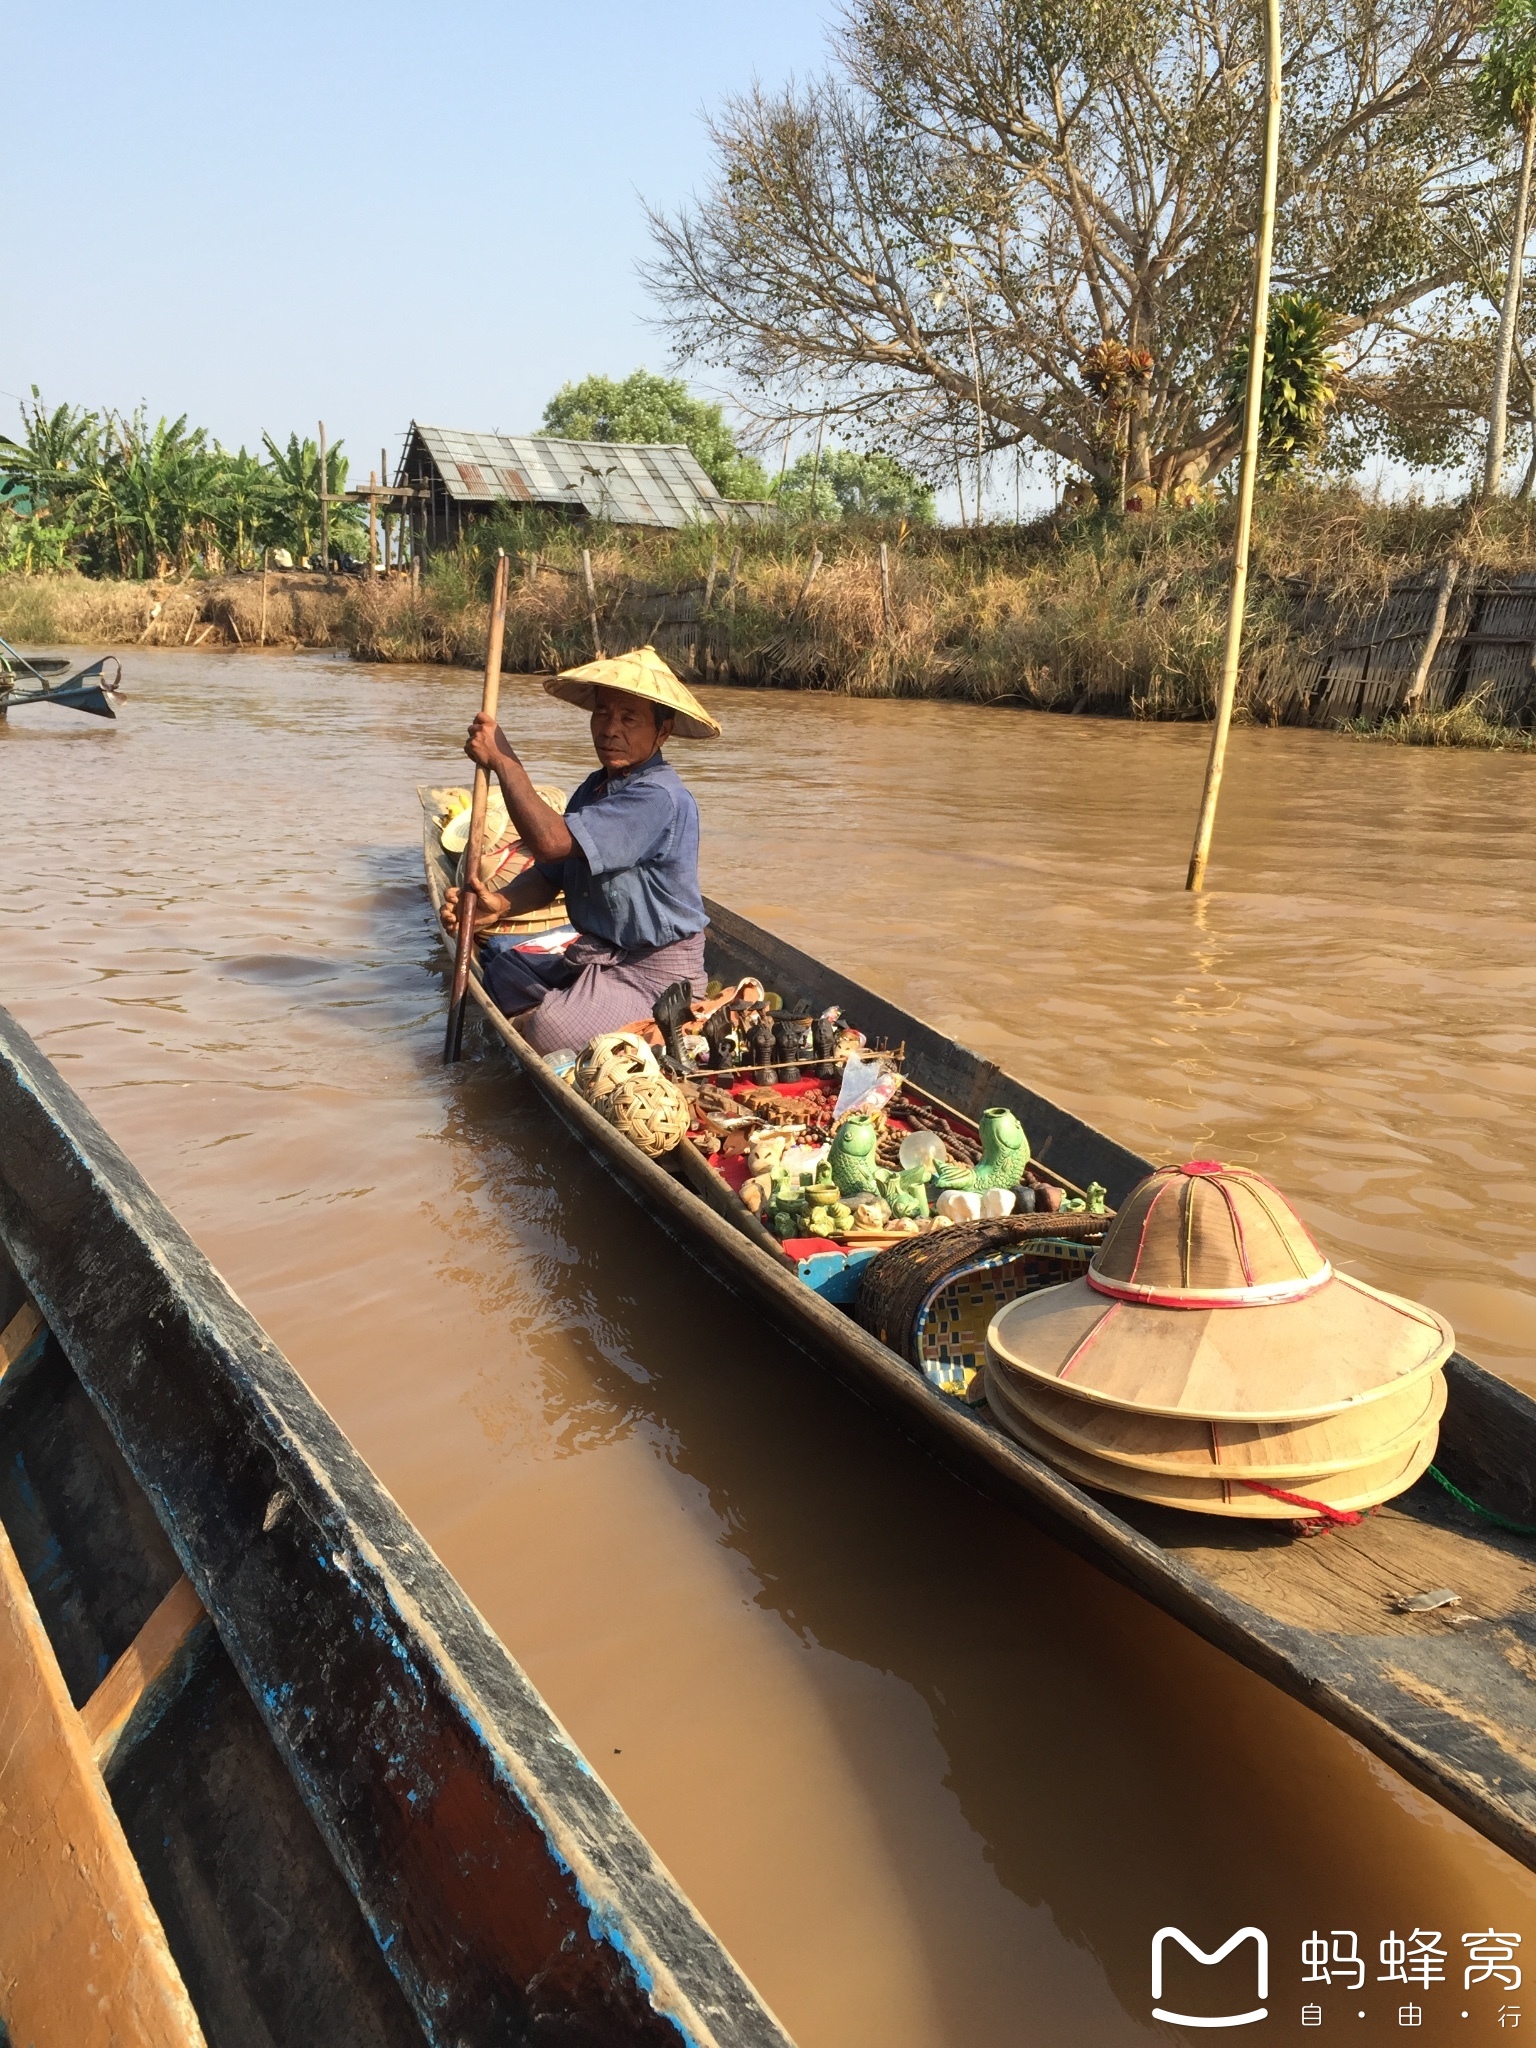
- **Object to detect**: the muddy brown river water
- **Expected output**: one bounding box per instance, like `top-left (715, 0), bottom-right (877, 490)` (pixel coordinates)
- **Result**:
top-left (3, 649), bottom-right (1535, 2046)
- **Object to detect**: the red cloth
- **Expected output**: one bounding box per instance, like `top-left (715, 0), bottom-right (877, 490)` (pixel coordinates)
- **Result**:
top-left (780, 1237), bottom-right (842, 1259)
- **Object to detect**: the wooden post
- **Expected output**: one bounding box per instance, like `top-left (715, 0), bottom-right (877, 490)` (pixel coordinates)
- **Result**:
top-left (879, 542), bottom-right (893, 637)
top-left (318, 419), bottom-right (330, 572)
top-left (368, 471), bottom-right (378, 580)
top-left (703, 541), bottom-right (719, 612)
top-left (792, 549), bottom-right (824, 620)
top-left (381, 447), bottom-right (390, 573)
top-left (581, 547), bottom-right (603, 656)
top-left (1403, 560), bottom-right (1461, 712)
top-left (1185, 0), bottom-right (1282, 892)
top-left (259, 547), bottom-right (269, 647)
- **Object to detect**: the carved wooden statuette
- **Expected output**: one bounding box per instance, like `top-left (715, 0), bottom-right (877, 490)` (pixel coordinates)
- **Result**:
top-left (773, 1011), bottom-right (805, 1084)
top-left (749, 1011), bottom-right (778, 1086)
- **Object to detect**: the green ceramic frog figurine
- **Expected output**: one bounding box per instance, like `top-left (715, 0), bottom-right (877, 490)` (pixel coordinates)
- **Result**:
top-left (933, 1108), bottom-right (1030, 1193)
top-left (1086, 1181), bottom-right (1108, 1215)
top-left (879, 1165), bottom-right (932, 1220)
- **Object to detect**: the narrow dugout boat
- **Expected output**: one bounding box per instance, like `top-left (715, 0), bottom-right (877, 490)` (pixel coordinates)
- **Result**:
top-left (0, 1005), bottom-right (793, 2048)
top-left (423, 790), bottom-right (1536, 1877)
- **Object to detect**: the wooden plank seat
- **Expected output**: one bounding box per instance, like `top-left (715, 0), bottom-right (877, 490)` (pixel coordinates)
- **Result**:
top-left (0, 1515), bottom-right (206, 2047)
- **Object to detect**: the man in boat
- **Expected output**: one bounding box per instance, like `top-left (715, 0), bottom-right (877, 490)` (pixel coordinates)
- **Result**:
top-left (442, 645), bottom-right (719, 1054)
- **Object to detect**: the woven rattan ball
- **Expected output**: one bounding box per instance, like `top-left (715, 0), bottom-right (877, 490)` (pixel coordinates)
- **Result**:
top-left (605, 1074), bottom-right (691, 1157)
top-left (576, 1032), bottom-right (657, 1104)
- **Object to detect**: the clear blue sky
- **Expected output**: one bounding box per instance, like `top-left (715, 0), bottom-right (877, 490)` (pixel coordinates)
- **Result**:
top-left (6, 0), bottom-right (836, 484)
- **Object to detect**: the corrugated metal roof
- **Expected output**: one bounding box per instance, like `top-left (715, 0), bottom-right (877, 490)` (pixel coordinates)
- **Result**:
top-left (409, 425), bottom-right (739, 527)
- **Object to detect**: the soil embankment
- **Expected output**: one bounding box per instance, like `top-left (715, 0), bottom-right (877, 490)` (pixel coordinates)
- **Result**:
top-left (7, 490), bottom-right (1536, 741)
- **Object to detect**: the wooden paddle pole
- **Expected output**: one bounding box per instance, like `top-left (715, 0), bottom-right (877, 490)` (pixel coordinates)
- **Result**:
top-left (444, 550), bottom-right (511, 1064)
top-left (1185, 0), bottom-right (1282, 893)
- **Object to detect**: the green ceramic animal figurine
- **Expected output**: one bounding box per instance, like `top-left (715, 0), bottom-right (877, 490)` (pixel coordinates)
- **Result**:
top-left (933, 1108), bottom-right (1030, 1193)
top-left (827, 1114), bottom-right (883, 1196)
top-left (878, 1165), bottom-right (932, 1220)
top-left (1086, 1181), bottom-right (1108, 1215)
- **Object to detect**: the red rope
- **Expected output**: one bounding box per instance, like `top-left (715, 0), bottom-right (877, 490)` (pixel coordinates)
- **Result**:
top-left (1236, 1477), bottom-right (1366, 1526)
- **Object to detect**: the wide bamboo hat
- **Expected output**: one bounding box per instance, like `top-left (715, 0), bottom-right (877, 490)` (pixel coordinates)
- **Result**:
top-left (986, 1161), bottom-right (1454, 1423)
top-left (546, 645), bottom-right (721, 739)
top-left (983, 1381), bottom-right (1441, 1519)
top-left (985, 1356), bottom-right (1447, 1480)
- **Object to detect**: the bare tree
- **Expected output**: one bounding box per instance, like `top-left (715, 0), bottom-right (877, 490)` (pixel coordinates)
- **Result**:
top-left (646, 0), bottom-right (1488, 498)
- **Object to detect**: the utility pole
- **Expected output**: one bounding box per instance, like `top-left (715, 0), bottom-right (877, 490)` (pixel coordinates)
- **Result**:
top-left (318, 420), bottom-right (331, 572)
top-left (1185, 0), bottom-right (1282, 893)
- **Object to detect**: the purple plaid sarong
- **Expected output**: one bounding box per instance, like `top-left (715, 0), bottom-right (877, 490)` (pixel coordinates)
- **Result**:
top-left (480, 928), bottom-right (707, 1056)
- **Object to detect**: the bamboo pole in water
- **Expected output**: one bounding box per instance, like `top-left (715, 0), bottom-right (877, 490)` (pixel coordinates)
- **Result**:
top-left (318, 421), bottom-right (330, 572)
top-left (1185, 0), bottom-right (1282, 893)
top-left (444, 551), bottom-right (510, 1064)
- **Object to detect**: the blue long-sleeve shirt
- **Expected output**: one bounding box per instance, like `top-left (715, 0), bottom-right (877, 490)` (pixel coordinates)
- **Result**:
top-left (536, 752), bottom-right (707, 952)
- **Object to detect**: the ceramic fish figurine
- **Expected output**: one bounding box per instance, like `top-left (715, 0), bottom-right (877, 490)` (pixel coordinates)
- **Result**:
top-left (933, 1109), bottom-right (1029, 1192)
top-left (827, 1114), bottom-right (883, 1196)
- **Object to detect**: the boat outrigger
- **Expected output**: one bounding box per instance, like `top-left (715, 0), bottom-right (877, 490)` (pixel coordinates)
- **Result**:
top-left (423, 786), bottom-right (1536, 1879)
top-left (0, 1005), bottom-right (792, 2048)
top-left (0, 633), bottom-right (121, 718)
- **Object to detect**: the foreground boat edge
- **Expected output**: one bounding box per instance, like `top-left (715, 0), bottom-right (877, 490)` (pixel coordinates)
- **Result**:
top-left (0, 1003), bottom-right (795, 2048)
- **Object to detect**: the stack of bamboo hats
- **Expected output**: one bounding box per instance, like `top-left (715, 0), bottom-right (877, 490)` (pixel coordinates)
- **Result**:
top-left (984, 1161), bottom-right (1454, 1520)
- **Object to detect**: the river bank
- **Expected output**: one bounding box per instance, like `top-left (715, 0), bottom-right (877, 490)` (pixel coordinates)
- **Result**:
top-left (7, 488), bottom-right (1536, 743)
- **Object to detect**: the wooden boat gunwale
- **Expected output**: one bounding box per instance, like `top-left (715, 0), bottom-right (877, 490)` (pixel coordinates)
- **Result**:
top-left (0, 1002), bottom-right (793, 2048)
top-left (422, 798), bottom-right (1536, 1875)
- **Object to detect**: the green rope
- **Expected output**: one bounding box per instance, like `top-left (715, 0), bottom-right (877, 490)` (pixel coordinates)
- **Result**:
top-left (1428, 1463), bottom-right (1536, 1536)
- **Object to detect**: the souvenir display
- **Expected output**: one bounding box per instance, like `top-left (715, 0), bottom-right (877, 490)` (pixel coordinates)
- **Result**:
top-left (984, 1160), bottom-right (1453, 1520)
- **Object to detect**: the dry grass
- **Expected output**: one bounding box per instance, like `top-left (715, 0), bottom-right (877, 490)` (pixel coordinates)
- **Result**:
top-left (0, 569), bottom-right (351, 651)
top-left (12, 487), bottom-right (1536, 742)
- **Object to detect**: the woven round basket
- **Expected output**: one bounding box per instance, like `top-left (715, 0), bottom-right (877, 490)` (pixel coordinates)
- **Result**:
top-left (855, 1215), bottom-right (1109, 1396)
top-left (986, 1358), bottom-right (1448, 1480)
top-left (985, 1382), bottom-right (1440, 1519)
top-left (604, 1074), bottom-right (691, 1158)
top-left (576, 1033), bottom-right (657, 1104)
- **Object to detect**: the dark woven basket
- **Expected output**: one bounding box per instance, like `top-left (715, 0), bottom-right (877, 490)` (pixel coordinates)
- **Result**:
top-left (855, 1214), bottom-right (1109, 1396)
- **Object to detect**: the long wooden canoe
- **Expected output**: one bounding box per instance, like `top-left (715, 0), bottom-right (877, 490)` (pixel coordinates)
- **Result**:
top-left (422, 791), bottom-right (1536, 1877)
top-left (0, 1004), bottom-right (794, 2048)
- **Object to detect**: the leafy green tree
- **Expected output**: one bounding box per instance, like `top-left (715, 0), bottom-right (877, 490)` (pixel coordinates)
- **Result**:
top-left (646, 0), bottom-right (1489, 499)
top-left (1476, 0), bottom-right (1536, 498)
top-left (1223, 296), bottom-right (1342, 477)
top-left (773, 446), bottom-right (935, 519)
top-left (538, 369), bottom-right (770, 498)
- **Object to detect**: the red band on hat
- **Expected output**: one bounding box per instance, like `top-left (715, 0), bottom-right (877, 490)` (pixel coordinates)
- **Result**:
top-left (1180, 1160), bottom-right (1224, 1175)
top-left (1085, 1263), bottom-right (1333, 1309)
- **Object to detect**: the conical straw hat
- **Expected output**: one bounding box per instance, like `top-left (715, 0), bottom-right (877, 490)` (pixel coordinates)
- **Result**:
top-left (985, 1357), bottom-right (1447, 1479)
top-left (986, 1161), bottom-right (1453, 1422)
top-left (545, 645), bottom-right (721, 738)
top-left (986, 1383), bottom-right (1441, 1518)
